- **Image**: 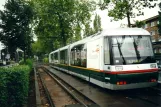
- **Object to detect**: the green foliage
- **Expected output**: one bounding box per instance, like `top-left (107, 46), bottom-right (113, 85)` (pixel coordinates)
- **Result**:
top-left (93, 14), bottom-right (102, 33)
top-left (0, 70), bottom-right (8, 106)
top-left (43, 57), bottom-right (49, 63)
top-left (0, 65), bottom-right (30, 107)
top-left (19, 59), bottom-right (33, 69)
top-left (83, 22), bottom-right (94, 37)
top-left (134, 20), bottom-right (145, 28)
top-left (32, 0), bottom-right (96, 52)
top-left (83, 14), bottom-right (102, 38)
top-left (73, 23), bottom-right (82, 42)
top-left (26, 59), bottom-right (33, 69)
top-left (0, 0), bottom-right (34, 59)
top-left (19, 59), bottom-right (24, 65)
top-left (100, 0), bottom-right (158, 27)
top-left (32, 40), bottom-right (44, 56)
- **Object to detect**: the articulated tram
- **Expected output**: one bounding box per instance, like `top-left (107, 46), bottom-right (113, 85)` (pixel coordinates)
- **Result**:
top-left (49, 28), bottom-right (159, 90)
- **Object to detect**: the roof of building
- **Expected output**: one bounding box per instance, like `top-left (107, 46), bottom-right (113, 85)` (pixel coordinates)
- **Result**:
top-left (142, 15), bottom-right (159, 22)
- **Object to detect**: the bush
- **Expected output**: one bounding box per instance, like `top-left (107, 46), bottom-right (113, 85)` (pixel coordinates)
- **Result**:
top-left (19, 59), bottom-right (24, 65)
top-left (0, 65), bottom-right (30, 107)
top-left (19, 59), bottom-right (33, 69)
top-left (43, 57), bottom-right (49, 63)
top-left (26, 59), bottom-right (33, 69)
top-left (0, 69), bottom-right (8, 106)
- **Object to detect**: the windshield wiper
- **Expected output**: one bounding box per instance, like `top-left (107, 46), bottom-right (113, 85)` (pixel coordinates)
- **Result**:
top-left (132, 37), bottom-right (141, 61)
top-left (116, 38), bottom-right (126, 64)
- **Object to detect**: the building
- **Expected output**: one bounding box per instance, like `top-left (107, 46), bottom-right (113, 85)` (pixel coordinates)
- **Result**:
top-left (141, 15), bottom-right (161, 64)
top-left (142, 15), bottom-right (160, 53)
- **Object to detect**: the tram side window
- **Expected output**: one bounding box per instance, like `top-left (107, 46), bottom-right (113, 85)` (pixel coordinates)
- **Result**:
top-left (65, 50), bottom-right (68, 64)
top-left (51, 54), bottom-right (54, 62)
top-left (70, 50), bottom-right (75, 65)
top-left (60, 49), bottom-right (68, 64)
top-left (70, 44), bottom-right (87, 67)
top-left (81, 44), bottom-right (87, 67)
top-left (104, 37), bottom-right (110, 64)
top-left (54, 52), bottom-right (58, 63)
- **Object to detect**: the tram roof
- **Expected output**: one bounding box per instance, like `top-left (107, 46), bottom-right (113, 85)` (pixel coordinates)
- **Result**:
top-left (59, 45), bottom-right (69, 51)
top-left (49, 49), bottom-right (59, 54)
top-left (70, 35), bottom-right (93, 49)
top-left (49, 28), bottom-right (150, 53)
top-left (101, 28), bottom-right (150, 36)
top-left (70, 28), bottom-right (149, 48)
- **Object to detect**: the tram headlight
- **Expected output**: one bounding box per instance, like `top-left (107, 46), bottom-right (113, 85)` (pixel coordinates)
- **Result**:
top-left (150, 64), bottom-right (156, 68)
top-left (115, 66), bottom-right (123, 71)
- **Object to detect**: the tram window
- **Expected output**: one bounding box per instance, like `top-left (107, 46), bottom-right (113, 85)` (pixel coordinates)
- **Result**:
top-left (70, 44), bottom-right (87, 67)
top-left (54, 52), bottom-right (58, 63)
top-left (81, 44), bottom-right (87, 67)
top-left (60, 49), bottom-right (68, 64)
top-left (60, 50), bottom-right (64, 64)
top-left (51, 54), bottom-right (53, 60)
top-left (51, 54), bottom-right (54, 62)
top-left (104, 37), bottom-right (110, 64)
top-left (70, 50), bottom-right (75, 65)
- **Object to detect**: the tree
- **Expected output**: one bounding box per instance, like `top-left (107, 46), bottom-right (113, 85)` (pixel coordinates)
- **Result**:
top-left (134, 20), bottom-right (145, 28)
top-left (32, 0), bottom-right (95, 51)
top-left (158, 2), bottom-right (161, 36)
top-left (73, 23), bottom-right (82, 42)
top-left (100, 0), bottom-right (157, 27)
top-left (0, 0), bottom-right (34, 62)
top-left (32, 40), bottom-right (44, 57)
top-left (93, 14), bottom-right (102, 33)
top-left (83, 22), bottom-right (94, 38)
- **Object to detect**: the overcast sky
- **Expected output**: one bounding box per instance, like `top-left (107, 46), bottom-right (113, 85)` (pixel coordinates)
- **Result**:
top-left (97, 5), bottom-right (160, 29)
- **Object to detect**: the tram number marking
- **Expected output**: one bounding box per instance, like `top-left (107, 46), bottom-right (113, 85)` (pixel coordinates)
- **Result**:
top-left (105, 77), bottom-right (110, 80)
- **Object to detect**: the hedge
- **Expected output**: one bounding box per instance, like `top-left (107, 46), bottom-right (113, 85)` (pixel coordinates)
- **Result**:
top-left (43, 57), bottom-right (49, 63)
top-left (19, 59), bottom-right (33, 69)
top-left (0, 65), bottom-right (30, 107)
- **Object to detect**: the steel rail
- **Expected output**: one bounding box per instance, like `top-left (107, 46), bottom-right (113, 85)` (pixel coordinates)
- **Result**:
top-left (49, 65), bottom-right (161, 106)
top-left (37, 68), bottom-right (55, 107)
top-left (42, 67), bottom-right (97, 107)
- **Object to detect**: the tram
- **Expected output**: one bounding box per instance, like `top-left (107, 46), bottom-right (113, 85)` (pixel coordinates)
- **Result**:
top-left (49, 28), bottom-right (159, 90)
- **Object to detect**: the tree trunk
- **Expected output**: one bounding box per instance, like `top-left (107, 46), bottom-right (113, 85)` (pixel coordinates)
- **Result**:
top-left (24, 49), bottom-right (26, 63)
top-left (127, 11), bottom-right (131, 28)
top-left (62, 29), bottom-right (66, 46)
top-left (57, 13), bottom-right (67, 46)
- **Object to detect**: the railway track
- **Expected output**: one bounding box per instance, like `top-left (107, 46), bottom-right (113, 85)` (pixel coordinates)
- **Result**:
top-left (37, 66), bottom-right (99, 107)
top-left (46, 65), bottom-right (161, 107)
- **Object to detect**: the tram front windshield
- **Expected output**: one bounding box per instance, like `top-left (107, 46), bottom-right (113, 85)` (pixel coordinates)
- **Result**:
top-left (111, 35), bottom-right (155, 65)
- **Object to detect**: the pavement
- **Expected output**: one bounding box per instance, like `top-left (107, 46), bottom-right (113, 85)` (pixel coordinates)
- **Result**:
top-left (34, 68), bottom-right (41, 107)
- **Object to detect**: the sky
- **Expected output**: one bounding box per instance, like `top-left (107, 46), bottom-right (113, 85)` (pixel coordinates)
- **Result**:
top-left (96, 5), bottom-right (160, 29)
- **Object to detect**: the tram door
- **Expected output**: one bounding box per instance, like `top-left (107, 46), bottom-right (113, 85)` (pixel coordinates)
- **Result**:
top-left (87, 38), bottom-right (104, 87)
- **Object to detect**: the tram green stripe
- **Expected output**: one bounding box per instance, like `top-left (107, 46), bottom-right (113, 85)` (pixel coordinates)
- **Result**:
top-left (54, 64), bottom-right (159, 84)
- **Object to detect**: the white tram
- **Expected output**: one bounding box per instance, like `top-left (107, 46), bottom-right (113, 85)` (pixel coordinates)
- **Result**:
top-left (49, 28), bottom-right (159, 90)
